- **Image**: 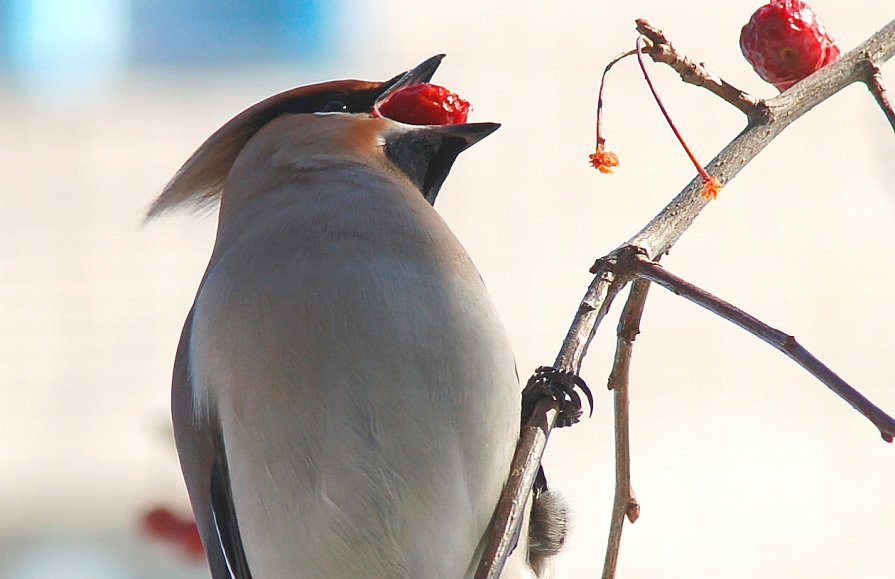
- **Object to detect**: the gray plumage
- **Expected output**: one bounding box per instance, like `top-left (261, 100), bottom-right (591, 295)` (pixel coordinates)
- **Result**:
top-left (157, 60), bottom-right (563, 579)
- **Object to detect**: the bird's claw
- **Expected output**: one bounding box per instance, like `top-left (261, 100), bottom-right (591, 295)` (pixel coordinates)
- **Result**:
top-left (522, 366), bottom-right (593, 428)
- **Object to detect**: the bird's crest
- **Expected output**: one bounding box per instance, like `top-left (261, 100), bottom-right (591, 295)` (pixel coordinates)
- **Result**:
top-left (146, 79), bottom-right (381, 218)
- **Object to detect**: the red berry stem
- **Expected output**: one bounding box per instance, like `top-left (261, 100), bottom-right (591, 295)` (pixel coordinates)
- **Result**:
top-left (590, 50), bottom-right (636, 173)
top-left (596, 49), bottom-right (637, 148)
top-left (635, 36), bottom-right (720, 199)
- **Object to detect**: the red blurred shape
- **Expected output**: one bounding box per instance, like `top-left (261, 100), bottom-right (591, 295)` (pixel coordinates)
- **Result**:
top-left (140, 506), bottom-right (205, 561)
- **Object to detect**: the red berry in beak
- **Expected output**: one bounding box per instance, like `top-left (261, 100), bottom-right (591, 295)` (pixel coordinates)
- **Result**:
top-left (375, 83), bottom-right (471, 125)
top-left (740, 0), bottom-right (840, 91)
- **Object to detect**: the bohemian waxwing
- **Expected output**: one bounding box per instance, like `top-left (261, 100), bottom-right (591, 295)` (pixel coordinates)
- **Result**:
top-left (151, 55), bottom-right (565, 579)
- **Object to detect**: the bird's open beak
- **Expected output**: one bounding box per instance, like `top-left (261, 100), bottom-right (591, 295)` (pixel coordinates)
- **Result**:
top-left (375, 54), bottom-right (445, 109)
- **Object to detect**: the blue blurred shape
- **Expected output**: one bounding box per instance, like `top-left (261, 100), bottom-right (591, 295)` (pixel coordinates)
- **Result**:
top-left (4, 0), bottom-right (127, 97)
top-left (130, 0), bottom-right (334, 66)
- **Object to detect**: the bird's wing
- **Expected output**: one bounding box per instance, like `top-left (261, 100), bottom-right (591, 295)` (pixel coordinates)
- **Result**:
top-left (171, 306), bottom-right (253, 579)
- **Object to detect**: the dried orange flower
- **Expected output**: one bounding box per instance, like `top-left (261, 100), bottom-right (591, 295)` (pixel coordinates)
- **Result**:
top-left (700, 176), bottom-right (722, 200)
top-left (589, 145), bottom-right (619, 173)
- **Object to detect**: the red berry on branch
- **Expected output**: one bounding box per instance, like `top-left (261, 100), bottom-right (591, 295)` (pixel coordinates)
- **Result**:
top-left (740, 0), bottom-right (840, 91)
top-left (374, 83), bottom-right (471, 125)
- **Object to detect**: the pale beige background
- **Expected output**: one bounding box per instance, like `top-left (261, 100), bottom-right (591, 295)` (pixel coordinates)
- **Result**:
top-left (2, 1), bottom-right (894, 577)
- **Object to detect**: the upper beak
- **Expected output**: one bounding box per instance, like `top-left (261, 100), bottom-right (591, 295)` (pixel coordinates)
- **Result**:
top-left (375, 54), bottom-right (445, 107)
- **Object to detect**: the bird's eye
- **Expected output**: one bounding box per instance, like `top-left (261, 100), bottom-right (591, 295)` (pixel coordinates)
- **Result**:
top-left (321, 100), bottom-right (349, 113)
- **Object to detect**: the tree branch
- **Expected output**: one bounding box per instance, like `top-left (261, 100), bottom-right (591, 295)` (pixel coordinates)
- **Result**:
top-left (628, 18), bottom-right (895, 260)
top-left (865, 62), bottom-right (895, 132)
top-left (601, 280), bottom-right (650, 579)
top-left (477, 17), bottom-right (895, 579)
top-left (474, 258), bottom-right (626, 579)
top-left (474, 398), bottom-right (559, 579)
top-left (635, 19), bottom-right (762, 116)
top-left (633, 256), bottom-right (895, 442)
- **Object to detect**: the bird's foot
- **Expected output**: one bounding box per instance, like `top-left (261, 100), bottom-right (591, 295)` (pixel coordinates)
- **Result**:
top-left (521, 366), bottom-right (593, 428)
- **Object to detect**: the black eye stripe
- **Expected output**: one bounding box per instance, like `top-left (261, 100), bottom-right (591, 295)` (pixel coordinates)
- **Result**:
top-left (321, 100), bottom-right (349, 113)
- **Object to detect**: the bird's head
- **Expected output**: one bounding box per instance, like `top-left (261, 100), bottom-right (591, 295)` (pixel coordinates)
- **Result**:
top-left (148, 55), bottom-right (498, 217)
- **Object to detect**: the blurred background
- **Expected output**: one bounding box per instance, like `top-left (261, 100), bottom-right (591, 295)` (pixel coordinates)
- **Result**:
top-left (1, 0), bottom-right (894, 577)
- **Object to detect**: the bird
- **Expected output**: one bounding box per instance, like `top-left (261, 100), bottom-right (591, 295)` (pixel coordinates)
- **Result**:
top-left (150, 55), bottom-right (565, 578)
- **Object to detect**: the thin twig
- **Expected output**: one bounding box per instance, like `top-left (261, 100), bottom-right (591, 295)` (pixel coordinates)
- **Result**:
top-left (635, 19), bottom-right (762, 117)
top-left (477, 17), bottom-right (895, 579)
top-left (633, 256), bottom-right (895, 442)
top-left (590, 49), bottom-right (635, 172)
top-left (601, 280), bottom-right (650, 579)
top-left (596, 49), bottom-right (638, 149)
top-left (865, 61), bottom-right (895, 133)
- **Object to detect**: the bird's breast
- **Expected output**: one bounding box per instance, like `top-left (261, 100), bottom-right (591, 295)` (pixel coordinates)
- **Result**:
top-left (187, 180), bottom-right (520, 577)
